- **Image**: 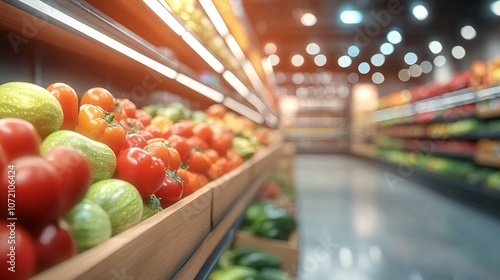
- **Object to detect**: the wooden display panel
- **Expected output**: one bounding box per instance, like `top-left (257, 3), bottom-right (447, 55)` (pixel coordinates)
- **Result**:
top-left (31, 186), bottom-right (212, 280)
top-left (248, 141), bottom-right (283, 179)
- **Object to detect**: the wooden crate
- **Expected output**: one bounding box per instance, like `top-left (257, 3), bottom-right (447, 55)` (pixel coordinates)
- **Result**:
top-left (232, 230), bottom-right (299, 275)
top-left (31, 186), bottom-right (212, 280)
top-left (210, 160), bottom-right (252, 227)
top-left (248, 142), bottom-right (283, 179)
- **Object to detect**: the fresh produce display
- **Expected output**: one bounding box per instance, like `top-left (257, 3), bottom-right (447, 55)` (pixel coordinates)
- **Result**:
top-left (240, 201), bottom-right (297, 241)
top-left (210, 247), bottom-right (291, 280)
top-left (0, 80), bottom-right (276, 278)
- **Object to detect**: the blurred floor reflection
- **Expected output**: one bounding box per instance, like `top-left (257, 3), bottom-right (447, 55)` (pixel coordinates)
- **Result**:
top-left (294, 154), bottom-right (500, 280)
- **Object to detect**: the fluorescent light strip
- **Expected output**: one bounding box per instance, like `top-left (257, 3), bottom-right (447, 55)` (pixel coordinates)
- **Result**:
top-left (21, 0), bottom-right (177, 79)
top-left (144, 0), bottom-right (185, 36)
top-left (181, 32), bottom-right (225, 73)
top-left (225, 35), bottom-right (246, 61)
top-left (176, 74), bottom-right (224, 102)
top-left (242, 60), bottom-right (264, 91)
top-left (261, 58), bottom-right (276, 84)
top-left (247, 93), bottom-right (267, 113)
top-left (222, 71), bottom-right (250, 98)
top-left (265, 113), bottom-right (278, 127)
top-left (223, 97), bottom-right (264, 124)
top-left (198, 0), bottom-right (230, 37)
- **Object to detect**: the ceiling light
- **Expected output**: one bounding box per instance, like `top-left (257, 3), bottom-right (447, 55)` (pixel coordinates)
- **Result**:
top-left (420, 61), bottom-right (433, 73)
top-left (199, 0), bottom-right (230, 37)
top-left (491, 1), bottom-right (500, 16)
top-left (412, 5), bottom-right (428, 21)
top-left (264, 43), bottom-right (277, 55)
top-left (223, 97), bottom-right (263, 124)
top-left (338, 55), bottom-right (352, 68)
top-left (372, 72), bottom-right (384, 84)
top-left (291, 54), bottom-right (305, 67)
top-left (428, 41), bottom-right (443, 54)
top-left (340, 10), bottom-right (363, 24)
top-left (348, 73), bottom-right (359, 84)
top-left (434, 55), bottom-right (447, 67)
top-left (348, 45), bottom-right (360, 57)
top-left (387, 30), bottom-right (402, 44)
top-left (314, 54), bottom-right (327, 67)
top-left (398, 69), bottom-right (410, 81)
top-left (145, 0), bottom-right (186, 36)
top-left (176, 74), bottom-right (224, 102)
top-left (306, 42), bottom-right (320, 55)
top-left (380, 43), bottom-right (394, 55)
top-left (182, 32), bottom-right (225, 73)
top-left (409, 64), bottom-right (423, 77)
top-left (358, 62), bottom-right (370, 74)
top-left (460, 25), bottom-right (477, 40)
top-left (404, 52), bottom-right (418, 65)
top-left (268, 54), bottom-right (280, 66)
top-left (292, 73), bottom-right (305, 84)
top-left (371, 54), bottom-right (385, 67)
top-left (301, 13), bottom-right (317, 26)
top-left (452, 46), bottom-right (466, 59)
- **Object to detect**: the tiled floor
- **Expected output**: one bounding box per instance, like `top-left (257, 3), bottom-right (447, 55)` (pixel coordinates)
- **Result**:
top-left (294, 154), bottom-right (500, 280)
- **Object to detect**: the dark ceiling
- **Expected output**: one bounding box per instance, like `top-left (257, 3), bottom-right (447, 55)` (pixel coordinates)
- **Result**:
top-left (242, 0), bottom-right (499, 86)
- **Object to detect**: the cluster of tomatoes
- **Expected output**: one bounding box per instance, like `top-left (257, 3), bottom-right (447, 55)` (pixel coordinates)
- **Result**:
top-left (0, 82), bottom-right (257, 279)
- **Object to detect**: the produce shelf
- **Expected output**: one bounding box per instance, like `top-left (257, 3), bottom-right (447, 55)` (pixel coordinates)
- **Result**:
top-left (29, 142), bottom-right (283, 280)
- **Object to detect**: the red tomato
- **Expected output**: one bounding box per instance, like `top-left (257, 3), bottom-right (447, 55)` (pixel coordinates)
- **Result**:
top-left (186, 136), bottom-right (209, 151)
top-left (226, 149), bottom-right (243, 171)
top-left (43, 146), bottom-right (92, 213)
top-left (0, 118), bottom-right (41, 162)
top-left (169, 121), bottom-right (194, 138)
top-left (207, 157), bottom-right (228, 180)
top-left (80, 87), bottom-right (115, 112)
top-left (31, 220), bottom-right (76, 272)
top-left (0, 157), bottom-right (62, 226)
top-left (154, 170), bottom-right (184, 208)
top-left (117, 98), bottom-right (137, 118)
top-left (205, 104), bottom-right (227, 118)
top-left (177, 169), bottom-right (200, 197)
top-left (111, 107), bottom-right (128, 123)
top-left (144, 142), bottom-right (171, 168)
top-left (191, 172), bottom-right (209, 188)
top-left (0, 220), bottom-right (37, 280)
top-left (136, 130), bottom-right (154, 141)
top-left (0, 145), bottom-right (7, 173)
top-left (123, 133), bottom-right (148, 149)
top-left (204, 149), bottom-right (220, 163)
top-left (187, 151), bottom-right (212, 174)
top-left (209, 130), bottom-right (233, 156)
top-left (167, 135), bottom-right (191, 162)
top-left (135, 109), bottom-right (152, 127)
top-left (145, 124), bottom-right (162, 138)
top-left (47, 83), bottom-right (79, 131)
top-left (167, 147), bottom-right (181, 171)
top-left (192, 123), bottom-right (214, 142)
top-left (114, 148), bottom-right (166, 198)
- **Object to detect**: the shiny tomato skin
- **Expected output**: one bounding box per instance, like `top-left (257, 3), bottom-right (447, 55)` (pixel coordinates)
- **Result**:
top-left (114, 148), bottom-right (166, 198)
top-left (47, 83), bottom-right (79, 131)
top-left (0, 157), bottom-right (62, 226)
top-left (43, 146), bottom-right (92, 213)
top-left (187, 136), bottom-right (209, 151)
top-left (0, 118), bottom-right (41, 162)
top-left (167, 148), bottom-right (181, 171)
top-left (192, 123), bottom-right (214, 142)
top-left (145, 124), bottom-right (162, 138)
top-left (177, 169), bottom-right (200, 198)
top-left (123, 133), bottom-right (148, 149)
top-left (169, 121), bottom-right (194, 138)
top-left (135, 109), bottom-right (152, 127)
top-left (187, 151), bottom-right (211, 174)
top-left (209, 130), bottom-right (233, 156)
top-left (205, 104), bottom-right (227, 118)
top-left (0, 145), bottom-right (7, 173)
top-left (154, 170), bottom-right (184, 208)
top-left (80, 87), bottom-right (115, 112)
top-left (118, 98), bottom-right (137, 118)
top-left (31, 219), bottom-right (76, 272)
top-left (0, 220), bottom-right (37, 280)
top-left (119, 118), bottom-right (144, 132)
top-left (136, 130), bottom-right (154, 141)
top-left (167, 135), bottom-right (191, 162)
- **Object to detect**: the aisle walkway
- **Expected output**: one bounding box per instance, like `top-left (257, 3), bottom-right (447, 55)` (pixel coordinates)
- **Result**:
top-left (294, 154), bottom-right (500, 280)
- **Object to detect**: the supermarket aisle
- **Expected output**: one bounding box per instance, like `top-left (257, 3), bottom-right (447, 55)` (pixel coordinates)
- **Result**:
top-left (294, 154), bottom-right (500, 280)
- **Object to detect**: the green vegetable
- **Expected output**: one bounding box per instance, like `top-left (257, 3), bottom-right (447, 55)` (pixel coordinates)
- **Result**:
top-left (232, 137), bottom-right (261, 159)
top-left (85, 179), bottom-right (143, 235)
top-left (156, 106), bottom-right (184, 122)
top-left (259, 268), bottom-right (290, 280)
top-left (242, 201), bottom-right (297, 241)
top-left (232, 247), bottom-right (262, 264)
top-left (209, 266), bottom-right (259, 280)
top-left (64, 200), bottom-right (112, 252)
top-left (40, 130), bottom-right (116, 182)
top-left (191, 110), bottom-right (207, 123)
top-left (141, 194), bottom-right (163, 221)
top-left (141, 105), bottom-right (158, 117)
top-left (215, 249), bottom-right (234, 269)
top-left (236, 251), bottom-right (281, 270)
